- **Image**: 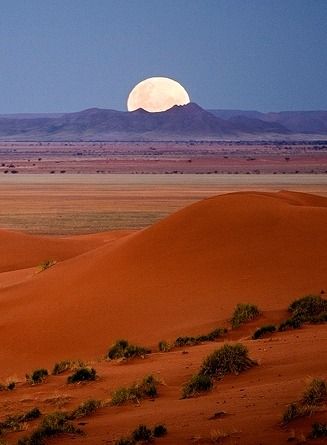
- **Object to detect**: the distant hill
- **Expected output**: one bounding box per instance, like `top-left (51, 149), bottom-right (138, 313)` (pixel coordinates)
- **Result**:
top-left (0, 103), bottom-right (326, 140)
top-left (210, 109), bottom-right (327, 135)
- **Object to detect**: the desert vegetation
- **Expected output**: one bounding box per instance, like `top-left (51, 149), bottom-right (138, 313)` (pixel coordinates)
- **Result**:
top-left (182, 343), bottom-right (256, 398)
top-left (309, 423), bottom-right (327, 438)
top-left (252, 324), bottom-right (276, 339)
top-left (52, 359), bottom-right (85, 375)
top-left (114, 423), bottom-right (167, 444)
top-left (231, 303), bottom-right (260, 328)
top-left (69, 399), bottom-right (102, 419)
top-left (158, 327), bottom-right (227, 351)
top-left (0, 408), bottom-right (41, 435)
top-left (282, 378), bottom-right (327, 424)
top-left (38, 259), bottom-right (56, 272)
top-left (107, 339), bottom-right (150, 360)
top-left (26, 369), bottom-right (48, 385)
top-left (111, 375), bottom-right (158, 406)
top-left (278, 295), bottom-right (327, 331)
top-left (67, 367), bottom-right (97, 384)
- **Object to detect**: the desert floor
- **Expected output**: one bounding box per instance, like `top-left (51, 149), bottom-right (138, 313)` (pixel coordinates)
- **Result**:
top-left (0, 174), bottom-right (326, 445)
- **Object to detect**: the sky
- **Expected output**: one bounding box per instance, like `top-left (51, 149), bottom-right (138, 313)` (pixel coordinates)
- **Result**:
top-left (0, 0), bottom-right (326, 113)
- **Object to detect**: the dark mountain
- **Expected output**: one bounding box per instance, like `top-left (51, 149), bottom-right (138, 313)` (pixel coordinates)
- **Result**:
top-left (0, 103), bottom-right (325, 141)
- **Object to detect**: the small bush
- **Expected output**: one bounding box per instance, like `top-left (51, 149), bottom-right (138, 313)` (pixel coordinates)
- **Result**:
top-left (174, 336), bottom-right (198, 347)
top-left (231, 303), bottom-right (260, 328)
top-left (196, 328), bottom-right (227, 342)
top-left (70, 399), bottom-right (101, 419)
top-left (38, 259), bottom-right (56, 271)
top-left (132, 424), bottom-right (152, 442)
top-left (111, 375), bottom-right (158, 406)
top-left (289, 295), bottom-right (327, 321)
top-left (114, 438), bottom-right (136, 445)
top-left (26, 368), bottom-right (48, 384)
top-left (252, 324), bottom-right (276, 339)
top-left (67, 367), bottom-right (96, 384)
top-left (107, 339), bottom-right (150, 360)
top-left (301, 378), bottom-right (327, 405)
top-left (309, 423), bottom-right (327, 438)
top-left (200, 343), bottom-right (257, 378)
top-left (153, 424), bottom-right (167, 437)
top-left (7, 381), bottom-right (16, 391)
top-left (282, 402), bottom-right (310, 424)
top-left (309, 311), bottom-right (327, 324)
top-left (158, 340), bottom-right (171, 352)
top-left (0, 408), bottom-right (41, 434)
top-left (52, 359), bottom-right (84, 375)
top-left (278, 317), bottom-right (303, 331)
top-left (181, 373), bottom-right (213, 399)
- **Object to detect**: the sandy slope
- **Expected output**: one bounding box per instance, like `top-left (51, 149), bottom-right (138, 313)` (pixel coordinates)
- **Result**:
top-left (0, 190), bottom-right (326, 377)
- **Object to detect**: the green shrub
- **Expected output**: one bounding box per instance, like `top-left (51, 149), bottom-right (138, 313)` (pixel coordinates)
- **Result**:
top-left (111, 375), bottom-right (158, 406)
top-left (107, 339), bottom-right (150, 360)
top-left (52, 359), bottom-right (84, 375)
top-left (231, 304), bottom-right (260, 328)
top-left (181, 373), bottom-right (213, 399)
top-left (0, 407), bottom-right (41, 434)
top-left (252, 324), bottom-right (276, 340)
top-left (70, 399), bottom-right (101, 419)
top-left (289, 295), bottom-right (327, 321)
top-left (153, 424), bottom-right (167, 437)
top-left (67, 367), bottom-right (96, 384)
top-left (278, 317), bottom-right (303, 331)
top-left (158, 340), bottom-right (171, 352)
top-left (196, 328), bottom-right (227, 342)
top-left (174, 336), bottom-right (198, 347)
top-left (26, 368), bottom-right (49, 384)
top-left (301, 378), bottom-right (327, 405)
top-left (309, 423), bottom-right (327, 438)
top-left (132, 424), bottom-right (152, 442)
top-left (200, 343), bottom-right (257, 378)
top-left (282, 402), bottom-right (310, 424)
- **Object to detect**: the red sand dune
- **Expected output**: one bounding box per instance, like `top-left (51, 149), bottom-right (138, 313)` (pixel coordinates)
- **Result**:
top-left (0, 190), bottom-right (326, 376)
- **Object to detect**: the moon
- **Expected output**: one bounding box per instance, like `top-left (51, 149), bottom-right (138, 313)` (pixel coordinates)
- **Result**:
top-left (127, 77), bottom-right (190, 113)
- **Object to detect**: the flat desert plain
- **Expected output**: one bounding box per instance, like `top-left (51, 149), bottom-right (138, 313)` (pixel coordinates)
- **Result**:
top-left (0, 173), bottom-right (326, 445)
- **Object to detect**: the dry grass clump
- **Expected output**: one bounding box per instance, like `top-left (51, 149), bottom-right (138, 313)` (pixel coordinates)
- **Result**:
top-left (67, 367), bottom-right (96, 384)
top-left (0, 408), bottom-right (41, 435)
top-left (159, 328), bottom-right (227, 352)
top-left (0, 381), bottom-right (16, 392)
top-left (69, 399), bottom-right (102, 419)
top-left (252, 324), bottom-right (276, 339)
top-left (279, 295), bottom-right (327, 331)
top-left (114, 423), bottom-right (167, 444)
top-left (18, 412), bottom-right (82, 445)
top-left (26, 369), bottom-right (48, 385)
top-left (107, 339), bottom-right (150, 360)
top-left (182, 343), bottom-right (256, 399)
top-left (181, 374), bottom-right (213, 399)
top-left (309, 422), bottom-right (327, 438)
top-left (111, 375), bottom-right (158, 406)
top-left (231, 303), bottom-right (260, 328)
top-left (38, 259), bottom-right (56, 272)
top-left (52, 359), bottom-right (85, 375)
top-left (282, 378), bottom-right (327, 424)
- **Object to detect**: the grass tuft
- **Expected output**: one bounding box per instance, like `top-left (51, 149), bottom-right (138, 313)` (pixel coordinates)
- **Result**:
top-left (67, 367), bottom-right (96, 384)
top-left (231, 304), bottom-right (260, 328)
top-left (70, 399), bottom-right (101, 419)
top-left (200, 343), bottom-right (257, 378)
top-left (181, 373), bottom-right (213, 399)
top-left (301, 378), bottom-right (327, 405)
top-left (309, 423), bottom-right (327, 438)
top-left (132, 424), bottom-right (152, 442)
top-left (26, 369), bottom-right (48, 385)
top-left (52, 359), bottom-right (85, 375)
top-left (111, 375), bottom-right (158, 406)
top-left (107, 339), bottom-right (150, 360)
top-left (153, 424), bottom-right (167, 437)
top-left (252, 324), bottom-right (276, 339)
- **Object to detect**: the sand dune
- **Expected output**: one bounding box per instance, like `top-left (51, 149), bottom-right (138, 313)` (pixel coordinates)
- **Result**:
top-left (0, 190), bottom-right (326, 376)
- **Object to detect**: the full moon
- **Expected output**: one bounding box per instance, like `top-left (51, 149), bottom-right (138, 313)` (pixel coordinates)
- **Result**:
top-left (127, 77), bottom-right (190, 113)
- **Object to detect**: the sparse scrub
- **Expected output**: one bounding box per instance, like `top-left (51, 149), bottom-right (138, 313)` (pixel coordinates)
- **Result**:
top-left (26, 368), bottom-right (48, 384)
top-left (289, 295), bottom-right (327, 321)
top-left (107, 339), bottom-right (150, 360)
top-left (70, 399), bottom-right (101, 419)
top-left (52, 359), bottom-right (84, 375)
top-left (153, 424), bottom-right (167, 437)
top-left (278, 317), bottom-right (303, 331)
top-left (67, 367), bottom-right (96, 384)
top-left (181, 373), bottom-right (213, 399)
top-left (18, 412), bottom-right (82, 445)
top-left (309, 423), bottom-right (327, 438)
top-left (252, 324), bottom-right (276, 339)
top-left (200, 343), bottom-right (257, 378)
top-left (231, 303), bottom-right (260, 328)
top-left (38, 259), bottom-right (56, 272)
top-left (0, 381), bottom-right (16, 391)
top-left (114, 438), bottom-right (136, 445)
top-left (158, 340), bottom-right (171, 352)
top-left (132, 424), bottom-right (152, 442)
top-left (111, 375), bottom-right (158, 406)
top-left (174, 336), bottom-right (198, 347)
top-left (174, 328), bottom-right (227, 348)
top-left (282, 378), bottom-right (327, 424)
top-left (301, 378), bottom-right (327, 405)
top-left (0, 408), bottom-right (41, 434)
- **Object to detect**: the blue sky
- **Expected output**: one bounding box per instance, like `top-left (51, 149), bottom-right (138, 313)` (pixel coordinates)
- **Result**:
top-left (0, 0), bottom-right (326, 113)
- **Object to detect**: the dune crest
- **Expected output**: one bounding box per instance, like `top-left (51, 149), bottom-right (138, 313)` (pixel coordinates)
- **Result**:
top-left (0, 190), bottom-right (326, 376)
